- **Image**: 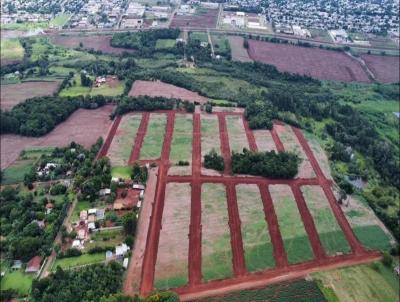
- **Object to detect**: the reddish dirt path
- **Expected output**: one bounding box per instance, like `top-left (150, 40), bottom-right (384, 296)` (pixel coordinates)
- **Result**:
top-left (139, 112), bottom-right (175, 295)
top-left (242, 117), bottom-right (258, 152)
top-left (96, 115), bottom-right (121, 160)
top-left (217, 113), bottom-right (232, 174)
top-left (292, 126), bottom-right (366, 255)
top-left (271, 123), bottom-right (285, 152)
top-left (226, 183), bottom-right (246, 277)
top-left (128, 112), bottom-right (150, 164)
top-left (258, 185), bottom-right (288, 268)
top-left (176, 251), bottom-right (381, 301)
top-left (291, 184), bottom-right (327, 260)
top-left (189, 113), bottom-right (202, 286)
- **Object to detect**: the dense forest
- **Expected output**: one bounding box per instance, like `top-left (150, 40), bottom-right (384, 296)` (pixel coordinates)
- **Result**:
top-left (231, 149), bottom-right (300, 178)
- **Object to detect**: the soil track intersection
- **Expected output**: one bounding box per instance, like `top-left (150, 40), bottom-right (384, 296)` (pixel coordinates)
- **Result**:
top-left (98, 109), bottom-right (381, 300)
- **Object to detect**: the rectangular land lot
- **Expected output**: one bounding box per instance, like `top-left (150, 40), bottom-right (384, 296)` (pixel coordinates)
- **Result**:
top-left (225, 115), bottom-right (249, 153)
top-left (227, 36), bottom-right (252, 62)
top-left (253, 130), bottom-right (277, 152)
top-left (236, 184), bottom-right (275, 272)
top-left (248, 40), bottom-right (370, 82)
top-left (1, 81), bottom-right (60, 111)
top-left (301, 186), bottom-right (350, 256)
top-left (140, 113), bottom-right (166, 160)
top-left (154, 183), bottom-right (191, 289)
top-left (1, 38), bottom-right (24, 65)
top-left (170, 9), bottom-right (218, 29)
top-left (361, 54), bottom-right (400, 83)
top-left (107, 113), bottom-right (142, 166)
top-left (201, 114), bottom-right (221, 157)
top-left (201, 183), bottom-right (233, 281)
top-left (269, 184), bottom-right (314, 264)
top-left (275, 124), bottom-right (315, 178)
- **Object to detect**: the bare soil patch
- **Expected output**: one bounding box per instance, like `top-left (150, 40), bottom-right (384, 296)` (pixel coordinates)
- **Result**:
top-left (1, 81), bottom-right (60, 111)
top-left (0, 105), bottom-right (114, 169)
top-left (170, 9), bottom-right (218, 29)
top-left (361, 54), bottom-right (400, 83)
top-left (50, 34), bottom-right (135, 55)
top-left (253, 130), bottom-right (277, 152)
top-left (228, 36), bottom-right (252, 62)
top-left (154, 183), bottom-right (191, 289)
top-left (248, 40), bottom-right (370, 82)
top-left (225, 115), bottom-right (249, 153)
top-left (129, 80), bottom-right (208, 104)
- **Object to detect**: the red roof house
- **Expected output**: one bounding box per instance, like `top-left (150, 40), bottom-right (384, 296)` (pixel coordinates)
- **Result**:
top-left (25, 256), bottom-right (42, 273)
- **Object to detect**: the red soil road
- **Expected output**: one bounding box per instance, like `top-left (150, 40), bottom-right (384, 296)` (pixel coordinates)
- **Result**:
top-left (292, 126), bottom-right (366, 255)
top-left (96, 115), bottom-right (122, 160)
top-left (290, 183), bottom-right (327, 260)
top-left (128, 112), bottom-right (150, 164)
top-left (139, 112), bottom-right (175, 296)
top-left (226, 183), bottom-right (246, 277)
top-left (242, 117), bottom-right (258, 152)
top-left (270, 123), bottom-right (285, 152)
top-left (188, 113), bottom-right (202, 285)
top-left (176, 251), bottom-right (381, 301)
top-left (258, 185), bottom-right (288, 268)
top-left (217, 113), bottom-right (232, 174)
top-left (248, 40), bottom-right (371, 83)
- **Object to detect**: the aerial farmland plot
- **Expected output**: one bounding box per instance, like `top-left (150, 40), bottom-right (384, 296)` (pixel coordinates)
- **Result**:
top-left (301, 186), bottom-right (351, 256)
top-left (140, 113), bottom-right (167, 160)
top-left (236, 184), bottom-right (275, 272)
top-left (201, 183), bottom-right (233, 281)
top-left (253, 130), bottom-right (277, 152)
top-left (107, 113), bottom-right (142, 166)
top-left (225, 115), bottom-right (249, 153)
top-left (154, 183), bottom-right (191, 289)
top-left (269, 184), bottom-right (314, 264)
top-left (274, 124), bottom-right (315, 178)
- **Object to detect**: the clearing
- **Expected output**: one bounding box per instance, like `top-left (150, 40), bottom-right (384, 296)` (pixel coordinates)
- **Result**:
top-left (154, 183), bottom-right (191, 289)
top-left (140, 113), bottom-right (166, 160)
top-left (236, 184), bottom-right (274, 272)
top-left (225, 115), bottom-right (249, 153)
top-left (107, 113), bottom-right (142, 166)
top-left (129, 80), bottom-right (208, 104)
top-left (227, 36), bottom-right (252, 62)
top-left (253, 130), bottom-right (277, 152)
top-left (301, 186), bottom-right (351, 256)
top-left (1, 38), bottom-right (24, 65)
top-left (170, 9), bottom-right (218, 29)
top-left (201, 183), bottom-right (233, 281)
top-left (269, 184), bottom-right (314, 264)
top-left (1, 81), bottom-right (60, 111)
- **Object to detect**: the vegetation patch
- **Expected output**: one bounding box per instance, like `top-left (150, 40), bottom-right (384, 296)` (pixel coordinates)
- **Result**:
top-left (201, 183), bottom-right (233, 281)
top-left (139, 113), bottom-right (166, 159)
top-left (225, 115), bottom-right (249, 153)
top-left (269, 185), bottom-right (314, 264)
top-left (0, 269), bottom-right (34, 296)
top-left (169, 114), bottom-right (193, 163)
top-left (236, 184), bottom-right (274, 272)
top-left (1, 39), bottom-right (24, 64)
top-left (201, 114), bottom-right (221, 157)
top-left (52, 253), bottom-right (105, 270)
top-left (155, 39), bottom-right (176, 50)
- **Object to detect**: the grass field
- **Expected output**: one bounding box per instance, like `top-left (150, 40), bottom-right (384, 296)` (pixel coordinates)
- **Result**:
top-left (59, 72), bottom-right (91, 97)
top-left (155, 39), bottom-right (176, 50)
top-left (52, 253), bottom-right (105, 270)
top-left (140, 113), bottom-right (166, 160)
top-left (225, 115), bottom-right (249, 153)
top-left (90, 81), bottom-right (124, 96)
top-left (236, 184), bottom-right (275, 272)
top-left (107, 114), bottom-right (142, 166)
top-left (313, 262), bottom-right (399, 302)
top-left (169, 114), bottom-right (193, 163)
top-left (269, 185), bottom-right (314, 264)
top-left (0, 270), bottom-right (34, 296)
top-left (201, 114), bottom-right (221, 157)
top-left (190, 32), bottom-right (209, 43)
top-left (201, 183), bottom-right (233, 281)
top-left (111, 166), bottom-right (132, 179)
top-left (154, 183), bottom-right (191, 289)
top-left (49, 14), bottom-right (71, 28)
top-left (302, 186), bottom-right (351, 256)
top-left (211, 34), bottom-right (230, 57)
top-left (352, 225), bottom-right (393, 251)
top-left (1, 39), bottom-right (24, 62)
top-left (85, 230), bottom-right (125, 250)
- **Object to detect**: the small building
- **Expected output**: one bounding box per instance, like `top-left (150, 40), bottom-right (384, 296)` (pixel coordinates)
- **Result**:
top-left (99, 188), bottom-right (111, 196)
top-left (72, 239), bottom-right (82, 249)
top-left (25, 256), bottom-right (42, 273)
top-left (132, 184), bottom-right (145, 190)
top-left (88, 222), bottom-right (96, 230)
top-left (46, 203), bottom-right (54, 214)
top-left (78, 229), bottom-right (86, 240)
top-left (115, 243), bottom-right (130, 258)
top-left (88, 208), bottom-right (97, 215)
top-left (11, 260), bottom-right (22, 270)
top-left (96, 208), bottom-right (105, 220)
top-left (80, 210), bottom-right (88, 221)
top-left (139, 190), bottom-right (144, 200)
top-left (106, 250), bottom-right (113, 260)
top-left (137, 200), bottom-right (142, 209)
top-left (123, 257), bottom-right (129, 269)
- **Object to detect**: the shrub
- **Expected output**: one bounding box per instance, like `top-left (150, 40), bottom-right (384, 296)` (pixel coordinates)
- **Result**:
top-left (204, 149), bottom-right (224, 171)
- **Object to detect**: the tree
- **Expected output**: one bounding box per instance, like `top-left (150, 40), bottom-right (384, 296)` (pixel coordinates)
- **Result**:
top-left (204, 149), bottom-right (224, 171)
top-left (205, 103), bottom-right (212, 113)
top-left (122, 212), bottom-right (137, 234)
top-left (382, 252), bottom-right (393, 267)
